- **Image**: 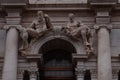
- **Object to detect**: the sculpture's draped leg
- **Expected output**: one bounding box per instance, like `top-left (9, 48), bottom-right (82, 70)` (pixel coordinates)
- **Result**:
top-left (2, 28), bottom-right (18, 80)
top-left (97, 27), bottom-right (112, 80)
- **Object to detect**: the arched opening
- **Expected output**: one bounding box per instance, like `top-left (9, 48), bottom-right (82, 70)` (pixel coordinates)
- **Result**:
top-left (38, 38), bottom-right (76, 80)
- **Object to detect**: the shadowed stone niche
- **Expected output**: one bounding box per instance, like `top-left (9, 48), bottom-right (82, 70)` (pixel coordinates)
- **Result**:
top-left (40, 38), bottom-right (76, 54)
top-left (0, 30), bottom-right (6, 57)
top-left (111, 29), bottom-right (120, 56)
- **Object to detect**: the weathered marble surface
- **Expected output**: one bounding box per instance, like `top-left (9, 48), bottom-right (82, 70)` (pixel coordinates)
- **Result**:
top-left (0, 30), bottom-right (6, 57)
top-left (97, 28), bottom-right (112, 80)
top-left (2, 28), bottom-right (18, 80)
top-left (111, 29), bottom-right (120, 56)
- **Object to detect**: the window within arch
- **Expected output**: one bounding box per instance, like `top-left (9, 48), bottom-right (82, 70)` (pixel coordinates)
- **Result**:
top-left (38, 38), bottom-right (76, 80)
top-left (43, 49), bottom-right (74, 80)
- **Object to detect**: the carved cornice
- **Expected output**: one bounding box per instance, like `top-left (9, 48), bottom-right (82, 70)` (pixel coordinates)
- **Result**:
top-left (89, 0), bottom-right (117, 10)
top-left (0, 0), bottom-right (28, 7)
top-left (26, 4), bottom-right (89, 11)
top-left (72, 54), bottom-right (88, 61)
top-left (72, 53), bottom-right (95, 62)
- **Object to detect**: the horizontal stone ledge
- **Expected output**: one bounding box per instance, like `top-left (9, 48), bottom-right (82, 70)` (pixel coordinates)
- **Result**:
top-left (26, 7), bottom-right (90, 11)
top-left (1, 3), bottom-right (27, 6)
top-left (25, 54), bottom-right (42, 62)
top-left (72, 54), bottom-right (89, 60)
top-left (89, 2), bottom-right (117, 6)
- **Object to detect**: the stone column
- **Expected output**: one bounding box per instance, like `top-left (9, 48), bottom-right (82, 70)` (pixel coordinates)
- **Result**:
top-left (95, 25), bottom-right (112, 80)
top-left (75, 62), bottom-right (84, 80)
top-left (2, 27), bottom-right (18, 80)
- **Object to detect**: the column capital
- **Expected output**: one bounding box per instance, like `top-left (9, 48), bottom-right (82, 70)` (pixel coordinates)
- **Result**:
top-left (94, 24), bottom-right (112, 32)
top-left (3, 25), bottom-right (22, 32)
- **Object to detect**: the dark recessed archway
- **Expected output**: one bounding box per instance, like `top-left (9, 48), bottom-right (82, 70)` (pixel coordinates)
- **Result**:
top-left (38, 38), bottom-right (76, 80)
top-left (39, 38), bottom-right (76, 54)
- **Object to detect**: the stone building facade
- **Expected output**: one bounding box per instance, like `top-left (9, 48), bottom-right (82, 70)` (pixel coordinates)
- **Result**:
top-left (0, 0), bottom-right (120, 80)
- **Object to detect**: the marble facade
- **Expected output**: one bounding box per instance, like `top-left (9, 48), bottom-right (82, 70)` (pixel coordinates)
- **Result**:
top-left (0, 0), bottom-right (120, 80)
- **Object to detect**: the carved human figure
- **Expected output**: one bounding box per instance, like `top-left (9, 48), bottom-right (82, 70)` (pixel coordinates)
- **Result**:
top-left (19, 28), bottom-right (29, 51)
top-left (19, 11), bottom-right (53, 54)
top-left (27, 11), bottom-right (53, 39)
top-left (63, 13), bottom-right (93, 54)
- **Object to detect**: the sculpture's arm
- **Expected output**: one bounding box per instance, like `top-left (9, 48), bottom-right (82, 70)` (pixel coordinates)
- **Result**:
top-left (87, 26), bottom-right (91, 33)
top-left (44, 14), bottom-right (53, 29)
top-left (81, 24), bottom-right (90, 32)
top-left (29, 21), bottom-right (35, 29)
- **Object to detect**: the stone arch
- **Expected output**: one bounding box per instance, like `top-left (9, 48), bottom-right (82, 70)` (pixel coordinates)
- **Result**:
top-left (29, 35), bottom-right (85, 54)
top-left (37, 36), bottom-right (78, 80)
top-left (40, 38), bottom-right (76, 54)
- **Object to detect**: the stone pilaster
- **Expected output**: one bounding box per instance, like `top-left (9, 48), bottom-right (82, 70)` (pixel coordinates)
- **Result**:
top-left (29, 62), bottom-right (38, 80)
top-left (75, 62), bottom-right (85, 80)
top-left (94, 24), bottom-right (112, 80)
top-left (30, 72), bottom-right (38, 80)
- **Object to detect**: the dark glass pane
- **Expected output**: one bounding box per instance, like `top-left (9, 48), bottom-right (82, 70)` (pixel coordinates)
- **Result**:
top-left (39, 49), bottom-right (75, 80)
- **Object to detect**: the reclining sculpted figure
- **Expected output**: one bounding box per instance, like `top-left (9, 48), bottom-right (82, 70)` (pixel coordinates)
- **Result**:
top-left (63, 13), bottom-right (93, 54)
top-left (19, 11), bottom-right (53, 54)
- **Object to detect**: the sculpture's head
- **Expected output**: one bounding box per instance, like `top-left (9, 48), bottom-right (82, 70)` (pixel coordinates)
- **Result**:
top-left (68, 13), bottom-right (75, 22)
top-left (44, 14), bottom-right (49, 18)
top-left (37, 11), bottom-right (44, 22)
